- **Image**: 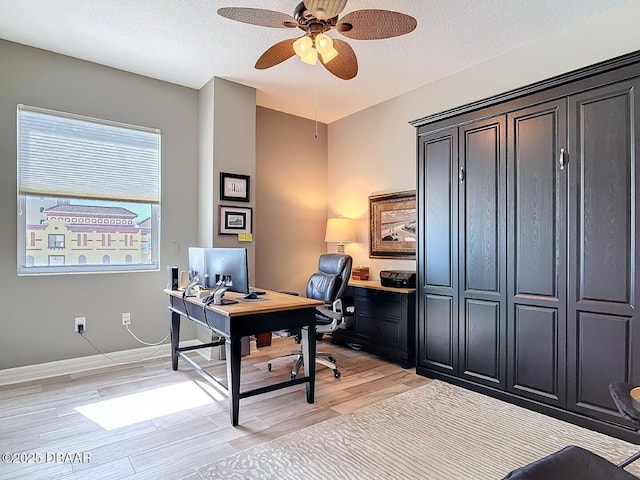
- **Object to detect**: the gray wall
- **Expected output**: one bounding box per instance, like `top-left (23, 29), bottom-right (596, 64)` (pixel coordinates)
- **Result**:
top-left (0, 40), bottom-right (199, 369)
top-left (196, 77), bottom-right (257, 348)
top-left (198, 77), bottom-right (256, 278)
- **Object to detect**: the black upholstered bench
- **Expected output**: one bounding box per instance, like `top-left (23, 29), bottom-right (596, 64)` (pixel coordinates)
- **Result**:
top-left (503, 382), bottom-right (640, 479)
top-left (503, 445), bottom-right (638, 479)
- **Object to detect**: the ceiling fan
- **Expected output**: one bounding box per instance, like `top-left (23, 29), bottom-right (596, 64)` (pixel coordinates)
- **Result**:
top-left (217, 1), bottom-right (417, 80)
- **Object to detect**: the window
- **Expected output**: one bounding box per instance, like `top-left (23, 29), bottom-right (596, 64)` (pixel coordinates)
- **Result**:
top-left (17, 105), bottom-right (161, 275)
top-left (48, 234), bottom-right (65, 249)
top-left (48, 255), bottom-right (65, 266)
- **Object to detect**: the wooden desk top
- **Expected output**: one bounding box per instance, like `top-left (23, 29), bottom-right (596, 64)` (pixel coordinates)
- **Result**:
top-left (348, 279), bottom-right (416, 294)
top-left (165, 289), bottom-right (324, 318)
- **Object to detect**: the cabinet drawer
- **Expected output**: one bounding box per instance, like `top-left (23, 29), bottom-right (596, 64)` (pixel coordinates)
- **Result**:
top-left (354, 291), bottom-right (402, 319)
top-left (355, 312), bottom-right (401, 348)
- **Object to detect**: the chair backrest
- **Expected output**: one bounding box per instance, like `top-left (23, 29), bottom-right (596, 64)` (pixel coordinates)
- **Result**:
top-left (305, 254), bottom-right (353, 304)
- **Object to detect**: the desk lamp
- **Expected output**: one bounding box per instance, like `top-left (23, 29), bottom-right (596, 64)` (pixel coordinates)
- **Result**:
top-left (325, 217), bottom-right (356, 254)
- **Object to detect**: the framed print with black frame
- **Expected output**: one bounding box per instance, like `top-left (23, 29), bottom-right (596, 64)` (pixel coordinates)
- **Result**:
top-left (220, 172), bottom-right (250, 202)
top-left (218, 205), bottom-right (253, 235)
top-left (369, 190), bottom-right (416, 259)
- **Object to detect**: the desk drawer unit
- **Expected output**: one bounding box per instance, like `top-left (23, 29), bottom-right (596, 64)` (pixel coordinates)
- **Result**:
top-left (354, 311), bottom-right (402, 348)
top-left (333, 282), bottom-right (416, 368)
top-left (354, 290), bottom-right (402, 318)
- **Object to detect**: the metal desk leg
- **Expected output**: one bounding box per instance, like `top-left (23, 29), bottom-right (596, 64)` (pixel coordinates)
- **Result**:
top-left (225, 336), bottom-right (242, 426)
top-left (170, 309), bottom-right (181, 371)
top-left (302, 325), bottom-right (316, 403)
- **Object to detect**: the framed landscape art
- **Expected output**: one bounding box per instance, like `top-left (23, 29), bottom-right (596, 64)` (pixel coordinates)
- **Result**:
top-left (218, 205), bottom-right (253, 235)
top-left (369, 190), bottom-right (416, 258)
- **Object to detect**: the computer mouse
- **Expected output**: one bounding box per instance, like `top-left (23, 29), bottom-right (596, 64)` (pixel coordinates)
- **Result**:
top-left (245, 292), bottom-right (258, 300)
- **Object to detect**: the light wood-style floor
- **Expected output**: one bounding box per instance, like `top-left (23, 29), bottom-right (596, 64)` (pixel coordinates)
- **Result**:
top-left (0, 336), bottom-right (430, 479)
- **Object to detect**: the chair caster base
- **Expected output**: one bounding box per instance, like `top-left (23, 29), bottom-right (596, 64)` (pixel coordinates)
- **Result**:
top-left (334, 369), bottom-right (341, 378)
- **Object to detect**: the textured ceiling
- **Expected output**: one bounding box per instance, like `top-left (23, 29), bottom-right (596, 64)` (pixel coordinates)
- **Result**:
top-left (0, 0), bottom-right (636, 123)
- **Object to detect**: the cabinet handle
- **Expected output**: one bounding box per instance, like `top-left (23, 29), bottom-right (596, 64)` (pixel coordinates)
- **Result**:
top-left (559, 148), bottom-right (567, 170)
top-left (459, 166), bottom-right (465, 183)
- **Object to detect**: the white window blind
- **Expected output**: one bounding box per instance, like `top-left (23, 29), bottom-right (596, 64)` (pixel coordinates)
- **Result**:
top-left (17, 104), bottom-right (161, 203)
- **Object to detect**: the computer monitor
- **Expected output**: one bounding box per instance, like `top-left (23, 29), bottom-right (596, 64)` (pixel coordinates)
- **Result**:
top-left (187, 247), bottom-right (205, 283)
top-left (188, 247), bottom-right (249, 294)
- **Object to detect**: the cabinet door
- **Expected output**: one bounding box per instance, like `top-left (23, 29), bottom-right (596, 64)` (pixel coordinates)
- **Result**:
top-left (418, 128), bottom-right (459, 374)
top-left (506, 100), bottom-right (567, 406)
top-left (567, 79), bottom-right (640, 424)
top-left (458, 116), bottom-right (507, 388)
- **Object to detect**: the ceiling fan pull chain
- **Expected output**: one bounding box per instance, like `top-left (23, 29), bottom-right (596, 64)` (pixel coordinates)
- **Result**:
top-left (314, 64), bottom-right (319, 139)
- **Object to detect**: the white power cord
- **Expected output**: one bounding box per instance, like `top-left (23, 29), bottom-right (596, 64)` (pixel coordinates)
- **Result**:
top-left (125, 324), bottom-right (170, 346)
top-left (78, 330), bottom-right (167, 365)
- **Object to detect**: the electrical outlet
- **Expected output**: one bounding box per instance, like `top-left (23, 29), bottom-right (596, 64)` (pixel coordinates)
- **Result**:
top-left (122, 312), bottom-right (131, 325)
top-left (75, 316), bottom-right (86, 333)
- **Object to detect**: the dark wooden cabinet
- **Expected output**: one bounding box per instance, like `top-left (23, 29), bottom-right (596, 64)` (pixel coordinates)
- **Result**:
top-left (413, 51), bottom-right (640, 441)
top-left (567, 80), bottom-right (640, 426)
top-left (420, 128), bottom-right (459, 375)
top-left (506, 99), bottom-right (567, 407)
top-left (458, 115), bottom-right (507, 389)
top-left (332, 280), bottom-right (416, 368)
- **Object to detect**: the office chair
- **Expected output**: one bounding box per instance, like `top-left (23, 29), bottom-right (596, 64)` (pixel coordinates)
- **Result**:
top-left (267, 253), bottom-right (353, 379)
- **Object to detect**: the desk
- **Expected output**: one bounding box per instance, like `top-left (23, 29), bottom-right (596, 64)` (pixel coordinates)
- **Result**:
top-left (165, 289), bottom-right (324, 426)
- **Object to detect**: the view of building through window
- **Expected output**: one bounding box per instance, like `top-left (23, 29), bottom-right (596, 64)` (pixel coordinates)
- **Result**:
top-left (23, 196), bottom-right (153, 268)
top-left (17, 104), bottom-right (160, 274)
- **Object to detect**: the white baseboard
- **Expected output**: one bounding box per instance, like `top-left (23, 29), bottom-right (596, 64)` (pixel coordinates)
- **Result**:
top-left (0, 339), bottom-right (201, 387)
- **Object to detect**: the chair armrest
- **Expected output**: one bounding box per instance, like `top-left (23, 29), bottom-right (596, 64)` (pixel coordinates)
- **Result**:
top-left (316, 305), bottom-right (343, 320)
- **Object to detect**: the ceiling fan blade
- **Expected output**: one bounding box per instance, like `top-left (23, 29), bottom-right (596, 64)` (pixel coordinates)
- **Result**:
top-left (303, 0), bottom-right (348, 19)
top-left (255, 39), bottom-right (296, 70)
top-left (319, 38), bottom-right (357, 80)
top-left (217, 7), bottom-right (298, 28)
top-left (337, 9), bottom-right (417, 40)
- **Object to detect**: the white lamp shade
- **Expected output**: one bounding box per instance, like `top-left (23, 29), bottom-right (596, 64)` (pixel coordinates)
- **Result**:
top-left (315, 33), bottom-right (334, 55)
top-left (300, 48), bottom-right (318, 65)
top-left (325, 218), bottom-right (356, 243)
top-left (320, 47), bottom-right (338, 64)
top-left (293, 36), bottom-right (313, 57)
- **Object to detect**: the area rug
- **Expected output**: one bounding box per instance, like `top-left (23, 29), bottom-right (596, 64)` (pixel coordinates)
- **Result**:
top-left (200, 380), bottom-right (640, 479)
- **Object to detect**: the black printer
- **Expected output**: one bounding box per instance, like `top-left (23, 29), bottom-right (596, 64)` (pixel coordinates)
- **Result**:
top-left (380, 270), bottom-right (416, 288)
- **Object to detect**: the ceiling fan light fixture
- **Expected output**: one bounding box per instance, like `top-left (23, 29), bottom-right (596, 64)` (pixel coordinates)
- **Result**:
top-left (293, 35), bottom-right (313, 57)
top-left (314, 33), bottom-right (333, 54)
top-left (315, 33), bottom-right (338, 64)
top-left (300, 47), bottom-right (318, 65)
top-left (320, 46), bottom-right (339, 64)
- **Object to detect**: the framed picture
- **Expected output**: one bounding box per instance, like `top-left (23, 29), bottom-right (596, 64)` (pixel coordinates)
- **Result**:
top-left (369, 190), bottom-right (416, 258)
top-left (218, 205), bottom-right (253, 235)
top-left (220, 172), bottom-right (250, 202)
